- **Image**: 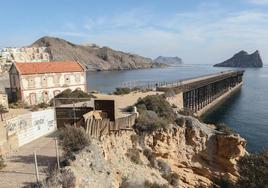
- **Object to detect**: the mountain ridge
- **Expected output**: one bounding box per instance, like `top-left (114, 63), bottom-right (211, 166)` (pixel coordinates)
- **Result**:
top-left (30, 36), bottom-right (166, 71)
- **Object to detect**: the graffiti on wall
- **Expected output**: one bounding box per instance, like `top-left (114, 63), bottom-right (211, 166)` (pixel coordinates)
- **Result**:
top-left (6, 114), bottom-right (32, 136)
top-left (6, 109), bottom-right (55, 137)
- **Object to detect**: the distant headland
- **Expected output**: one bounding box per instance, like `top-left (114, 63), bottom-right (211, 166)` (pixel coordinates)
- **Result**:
top-left (214, 50), bottom-right (263, 68)
top-left (154, 56), bottom-right (183, 66)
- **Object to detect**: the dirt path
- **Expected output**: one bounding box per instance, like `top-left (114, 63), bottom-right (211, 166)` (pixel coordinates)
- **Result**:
top-left (0, 132), bottom-right (60, 188)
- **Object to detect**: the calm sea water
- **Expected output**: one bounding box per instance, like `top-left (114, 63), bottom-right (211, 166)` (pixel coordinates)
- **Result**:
top-left (87, 65), bottom-right (268, 152)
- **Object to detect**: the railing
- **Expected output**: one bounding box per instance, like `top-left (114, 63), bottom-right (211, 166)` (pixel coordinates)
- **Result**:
top-left (117, 71), bottom-right (244, 93)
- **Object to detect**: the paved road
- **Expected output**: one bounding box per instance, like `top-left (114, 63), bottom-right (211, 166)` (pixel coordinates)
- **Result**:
top-left (0, 132), bottom-right (60, 188)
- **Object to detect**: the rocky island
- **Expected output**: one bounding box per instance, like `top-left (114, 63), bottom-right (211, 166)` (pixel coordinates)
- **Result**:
top-left (154, 56), bottom-right (183, 66)
top-left (30, 36), bottom-right (166, 71)
top-left (214, 50), bottom-right (263, 68)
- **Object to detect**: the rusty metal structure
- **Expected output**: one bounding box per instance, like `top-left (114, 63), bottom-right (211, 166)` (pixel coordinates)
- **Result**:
top-left (157, 70), bottom-right (244, 114)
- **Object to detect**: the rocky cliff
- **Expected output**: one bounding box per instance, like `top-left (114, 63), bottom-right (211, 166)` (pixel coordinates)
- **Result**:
top-left (154, 56), bottom-right (183, 66)
top-left (30, 36), bottom-right (165, 71)
top-left (214, 50), bottom-right (263, 68)
top-left (54, 115), bottom-right (246, 188)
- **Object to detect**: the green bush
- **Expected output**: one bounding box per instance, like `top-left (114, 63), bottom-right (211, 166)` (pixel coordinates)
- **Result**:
top-left (113, 87), bottom-right (131, 95)
top-left (59, 126), bottom-right (90, 156)
top-left (126, 148), bottom-right (142, 164)
top-left (135, 95), bottom-right (176, 122)
top-left (236, 150), bottom-right (268, 188)
top-left (134, 111), bottom-right (169, 133)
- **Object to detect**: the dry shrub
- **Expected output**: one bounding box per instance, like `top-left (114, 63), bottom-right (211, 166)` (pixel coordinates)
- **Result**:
top-left (119, 177), bottom-right (130, 188)
top-left (144, 180), bottom-right (168, 188)
top-left (134, 110), bottom-right (169, 133)
top-left (156, 159), bottom-right (179, 186)
top-left (162, 172), bottom-right (179, 186)
top-left (236, 150), bottom-right (268, 188)
top-left (175, 117), bottom-right (185, 127)
top-left (41, 167), bottom-right (76, 188)
top-left (157, 159), bottom-right (171, 175)
top-left (130, 134), bottom-right (139, 147)
top-left (59, 126), bottom-right (90, 156)
top-left (0, 156), bottom-right (6, 169)
top-left (53, 89), bottom-right (95, 105)
top-left (143, 148), bottom-right (156, 167)
top-left (114, 87), bottom-right (131, 95)
top-left (126, 148), bottom-right (142, 164)
top-left (136, 95), bottom-right (176, 122)
top-left (215, 123), bottom-right (235, 135)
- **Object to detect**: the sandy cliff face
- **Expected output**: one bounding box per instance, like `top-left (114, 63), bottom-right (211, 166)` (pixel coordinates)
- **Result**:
top-left (60, 115), bottom-right (246, 188)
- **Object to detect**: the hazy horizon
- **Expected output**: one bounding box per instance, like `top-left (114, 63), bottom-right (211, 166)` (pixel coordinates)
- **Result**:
top-left (1, 0), bottom-right (268, 64)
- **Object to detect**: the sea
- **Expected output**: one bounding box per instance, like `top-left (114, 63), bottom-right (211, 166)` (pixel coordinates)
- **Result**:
top-left (87, 64), bottom-right (268, 153)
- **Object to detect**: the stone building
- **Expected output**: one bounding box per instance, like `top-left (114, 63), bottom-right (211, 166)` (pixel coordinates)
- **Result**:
top-left (9, 61), bottom-right (87, 105)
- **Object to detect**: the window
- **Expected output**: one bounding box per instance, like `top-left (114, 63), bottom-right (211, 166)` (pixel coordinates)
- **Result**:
top-left (30, 93), bottom-right (36, 105)
top-left (41, 76), bottom-right (47, 87)
top-left (43, 91), bottom-right (49, 102)
top-left (64, 75), bottom-right (70, 84)
top-left (29, 77), bottom-right (35, 88)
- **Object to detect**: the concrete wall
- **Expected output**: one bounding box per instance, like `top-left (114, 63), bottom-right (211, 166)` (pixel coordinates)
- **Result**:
top-left (0, 108), bottom-right (56, 155)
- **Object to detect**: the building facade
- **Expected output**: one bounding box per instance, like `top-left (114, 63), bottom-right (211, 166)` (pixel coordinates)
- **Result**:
top-left (1, 47), bottom-right (50, 63)
top-left (9, 61), bottom-right (87, 105)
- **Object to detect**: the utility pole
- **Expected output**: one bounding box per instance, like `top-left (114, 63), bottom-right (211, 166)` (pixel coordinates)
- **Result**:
top-left (73, 101), bottom-right (77, 128)
top-left (34, 152), bottom-right (39, 184)
top-left (55, 139), bottom-right (60, 169)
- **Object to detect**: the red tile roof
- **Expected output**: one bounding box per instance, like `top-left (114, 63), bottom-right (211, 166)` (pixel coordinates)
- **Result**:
top-left (14, 61), bottom-right (85, 75)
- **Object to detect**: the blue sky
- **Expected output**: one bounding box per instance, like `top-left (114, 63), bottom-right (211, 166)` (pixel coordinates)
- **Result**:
top-left (1, 0), bottom-right (268, 64)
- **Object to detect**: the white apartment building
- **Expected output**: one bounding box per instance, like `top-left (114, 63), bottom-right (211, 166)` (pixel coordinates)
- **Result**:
top-left (9, 61), bottom-right (87, 105)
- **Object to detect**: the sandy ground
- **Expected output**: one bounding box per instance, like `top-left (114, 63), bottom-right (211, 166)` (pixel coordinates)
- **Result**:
top-left (1, 108), bottom-right (31, 121)
top-left (0, 132), bottom-right (61, 188)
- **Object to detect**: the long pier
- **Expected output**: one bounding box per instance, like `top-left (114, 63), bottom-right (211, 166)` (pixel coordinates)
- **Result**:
top-left (157, 70), bottom-right (244, 116)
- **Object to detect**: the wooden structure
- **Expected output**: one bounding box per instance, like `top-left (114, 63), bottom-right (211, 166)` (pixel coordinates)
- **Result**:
top-left (84, 113), bottom-right (137, 138)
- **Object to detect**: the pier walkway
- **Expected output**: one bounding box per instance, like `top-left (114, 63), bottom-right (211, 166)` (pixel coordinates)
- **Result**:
top-left (157, 70), bottom-right (244, 116)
